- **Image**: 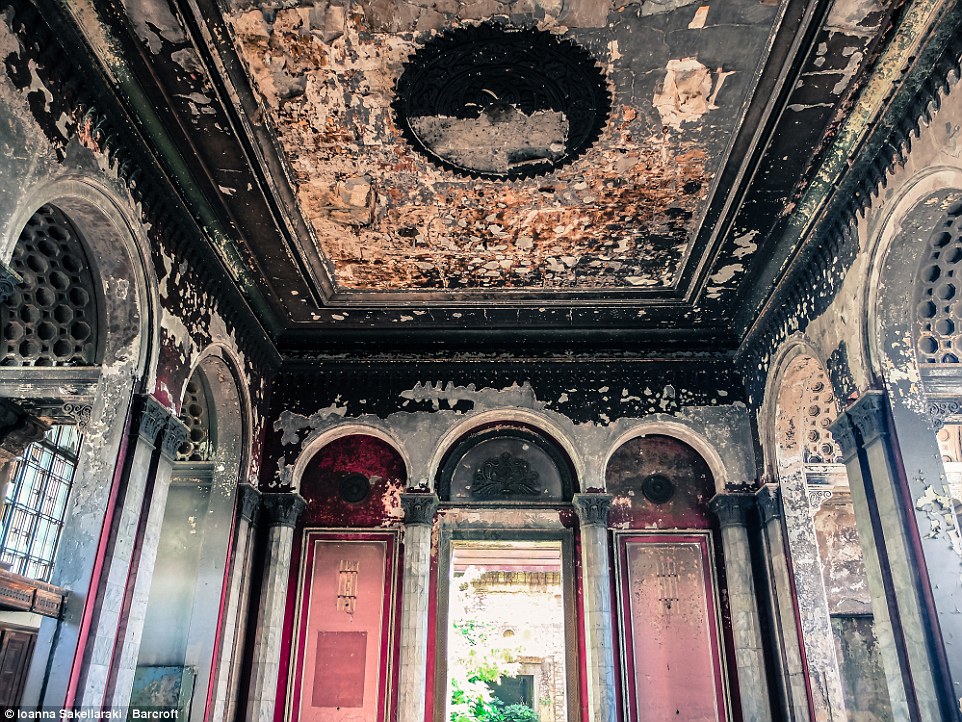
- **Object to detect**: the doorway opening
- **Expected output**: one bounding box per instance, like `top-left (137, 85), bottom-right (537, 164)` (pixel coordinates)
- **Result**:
top-left (446, 540), bottom-right (569, 722)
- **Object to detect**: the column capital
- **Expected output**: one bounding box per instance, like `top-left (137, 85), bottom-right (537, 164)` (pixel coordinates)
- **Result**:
top-left (262, 493), bottom-right (306, 528)
top-left (828, 412), bottom-right (858, 461)
top-left (400, 492), bottom-right (438, 526)
top-left (572, 493), bottom-right (612, 527)
top-left (0, 399), bottom-right (50, 464)
top-left (237, 483), bottom-right (261, 523)
top-left (159, 415), bottom-right (189, 461)
top-left (135, 395), bottom-right (170, 445)
top-left (846, 390), bottom-right (889, 446)
top-left (709, 492), bottom-right (754, 527)
top-left (754, 484), bottom-right (782, 525)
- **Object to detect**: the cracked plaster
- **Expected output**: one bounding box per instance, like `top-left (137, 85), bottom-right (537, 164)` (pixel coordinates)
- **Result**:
top-left (224, 0), bottom-right (777, 292)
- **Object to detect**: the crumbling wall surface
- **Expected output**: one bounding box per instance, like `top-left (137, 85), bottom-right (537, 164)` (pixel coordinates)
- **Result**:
top-left (831, 615), bottom-right (892, 722)
top-left (605, 434), bottom-right (716, 529)
top-left (741, 58), bottom-right (962, 412)
top-left (264, 362), bottom-right (756, 496)
top-left (223, 0), bottom-right (777, 292)
top-left (0, 7), bottom-right (276, 484)
top-left (813, 499), bottom-right (872, 615)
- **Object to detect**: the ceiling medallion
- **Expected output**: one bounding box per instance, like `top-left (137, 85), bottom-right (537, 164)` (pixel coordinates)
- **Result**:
top-left (338, 472), bottom-right (372, 504)
top-left (641, 474), bottom-right (676, 505)
top-left (393, 22), bottom-right (611, 180)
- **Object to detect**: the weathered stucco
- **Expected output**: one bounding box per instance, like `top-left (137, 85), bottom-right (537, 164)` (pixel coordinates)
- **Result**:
top-left (224, 0), bottom-right (778, 291)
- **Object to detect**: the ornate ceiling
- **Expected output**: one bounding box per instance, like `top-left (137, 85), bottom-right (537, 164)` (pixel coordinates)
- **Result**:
top-left (72, 0), bottom-right (899, 353)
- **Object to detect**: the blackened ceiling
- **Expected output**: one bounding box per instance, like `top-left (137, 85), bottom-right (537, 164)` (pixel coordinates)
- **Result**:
top-left (34, 0), bottom-right (932, 356)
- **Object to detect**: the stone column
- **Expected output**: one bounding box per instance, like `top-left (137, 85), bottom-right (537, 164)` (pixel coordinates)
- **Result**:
top-left (106, 413), bottom-right (189, 710)
top-left (829, 411), bottom-right (913, 720)
top-left (211, 483), bottom-right (261, 722)
top-left (76, 395), bottom-right (170, 706)
top-left (0, 398), bottom-right (49, 514)
top-left (246, 492), bottom-right (306, 722)
top-left (754, 485), bottom-right (812, 722)
top-left (766, 465), bottom-right (847, 722)
top-left (709, 493), bottom-right (772, 722)
top-left (397, 492), bottom-right (438, 722)
top-left (840, 391), bottom-right (960, 721)
top-left (572, 493), bottom-right (616, 722)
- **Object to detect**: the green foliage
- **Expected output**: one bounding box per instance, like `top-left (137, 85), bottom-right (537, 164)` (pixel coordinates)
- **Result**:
top-left (496, 704), bottom-right (540, 722)
top-left (448, 620), bottom-right (539, 722)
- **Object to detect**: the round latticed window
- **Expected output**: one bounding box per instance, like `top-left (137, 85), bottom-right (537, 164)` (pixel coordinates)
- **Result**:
top-left (394, 23), bottom-right (611, 180)
top-left (1, 206), bottom-right (99, 366)
top-left (178, 373), bottom-right (214, 462)
top-left (916, 200), bottom-right (962, 363)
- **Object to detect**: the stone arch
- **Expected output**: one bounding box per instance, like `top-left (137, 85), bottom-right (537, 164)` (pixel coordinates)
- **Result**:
top-left (427, 409), bottom-right (584, 491)
top-left (604, 432), bottom-right (717, 529)
top-left (768, 345), bottom-right (866, 722)
top-left (139, 347), bottom-right (251, 722)
top-left (603, 420), bottom-right (729, 493)
top-left (863, 167), bottom-right (962, 388)
top-left (3, 175), bottom-right (160, 386)
top-left (0, 175), bottom-right (159, 707)
top-left (1, 205), bottom-right (102, 366)
top-left (292, 422), bottom-right (411, 494)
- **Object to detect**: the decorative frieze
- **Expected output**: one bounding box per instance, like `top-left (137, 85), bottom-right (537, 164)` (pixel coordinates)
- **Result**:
top-left (926, 399), bottom-right (962, 431)
top-left (400, 492), bottom-right (438, 526)
top-left (808, 488), bottom-right (834, 510)
top-left (572, 492), bottom-right (612, 527)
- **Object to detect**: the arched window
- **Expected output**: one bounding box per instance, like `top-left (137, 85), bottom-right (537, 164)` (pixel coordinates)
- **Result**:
top-left (1, 205), bottom-right (99, 367)
top-left (437, 424), bottom-right (575, 503)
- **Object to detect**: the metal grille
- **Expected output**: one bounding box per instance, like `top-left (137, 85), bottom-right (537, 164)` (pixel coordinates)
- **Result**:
top-left (0, 425), bottom-right (81, 581)
top-left (916, 200), bottom-right (962, 364)
top-left (802, 378), bottom-right (842, 464)
top-left (1, 205), bottom-right (98, 366)
top-left (177, 373), bottom-right (213, 461)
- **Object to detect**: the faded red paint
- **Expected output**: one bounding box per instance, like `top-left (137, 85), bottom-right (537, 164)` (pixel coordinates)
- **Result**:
top-left (606, 434), bottom-right (715, 529)
top-left (299, 434), bottom-right (407, 527)
top-left (617, 534), bottom-right (728, 722)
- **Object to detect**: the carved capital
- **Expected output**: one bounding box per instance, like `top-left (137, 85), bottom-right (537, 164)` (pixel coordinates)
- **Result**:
top-left (400, 492), bottom-right (439, 526)
top-left (0, 399), bottom-right (49, 465)
top-left (136, 396), bottom-right (170, 445)
top-left (0, 262), bottom-right (21, 304)
top-left (808, 488), bottom-right (834, 510)
top-left (572, 493), bottom-right (612, 528)
top-left (237, 483), bottom-right (261, 523)
top-left (926, 398), bottom-right (962, 431)
top-left (160, 416), bottom-right (189, 461)
top-left (262, 493), bottom-right (306, 528)
top-left (754, 484), bottom-right (782, 525)
top-left (709, 493), bottom-right (753, 528)
top-left (827, 413), bottom-right (858, 461)
top-left (847, 391), bottom-right (888, 446)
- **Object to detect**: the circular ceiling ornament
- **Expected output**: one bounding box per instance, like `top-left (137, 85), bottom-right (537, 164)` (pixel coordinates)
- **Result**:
top-left (393, 22), bottom-right (611, 180)
top-left (641, 474), bottom-right (676, 505)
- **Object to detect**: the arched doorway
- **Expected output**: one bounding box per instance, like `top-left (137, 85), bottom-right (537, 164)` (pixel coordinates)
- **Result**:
top-left (606, 433), bottom-right (731, 722)
top-left (433, 422), bottom-right (580, 722)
